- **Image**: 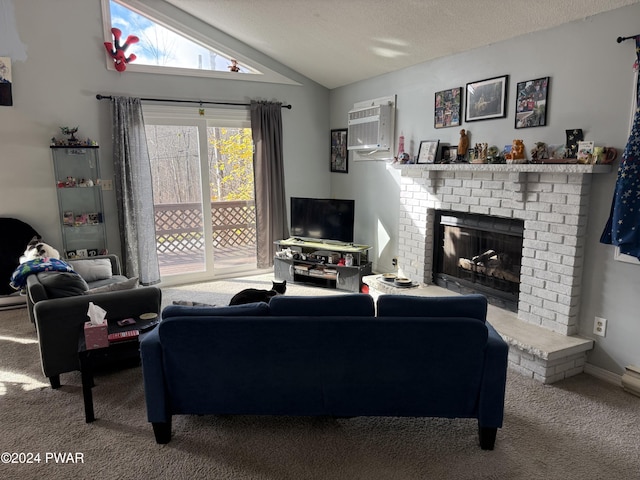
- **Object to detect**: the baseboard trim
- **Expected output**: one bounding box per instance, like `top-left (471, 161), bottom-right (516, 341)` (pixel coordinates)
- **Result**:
top-left (584, 363), bottom-right (622, 386)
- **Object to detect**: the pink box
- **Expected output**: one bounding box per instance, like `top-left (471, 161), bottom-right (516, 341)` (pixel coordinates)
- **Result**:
top-left (84, 321), bottom-right (109, 350)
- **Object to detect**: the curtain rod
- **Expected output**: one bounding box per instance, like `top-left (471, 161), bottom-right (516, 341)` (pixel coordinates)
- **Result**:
top-left (617, 34), bottom-right (639, 43)
top-left (95, 94), bottom-right (292, 109)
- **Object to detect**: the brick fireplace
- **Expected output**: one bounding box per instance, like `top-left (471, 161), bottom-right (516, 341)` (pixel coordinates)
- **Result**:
top-left (392, 163), bottom-right (611, 382)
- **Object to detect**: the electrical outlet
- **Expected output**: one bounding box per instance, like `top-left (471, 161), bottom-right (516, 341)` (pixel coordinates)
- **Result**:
top-left (593, 317), bottom-right (607, 337)
top-left (392, 257), bottom-right (398, 267)
top-left (100, 179), bottom-right (113, 191)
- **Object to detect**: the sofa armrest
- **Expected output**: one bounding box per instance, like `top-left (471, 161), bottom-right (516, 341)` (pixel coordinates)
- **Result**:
top-left (34, 286), bottom-right (161, 380)
top-left (140, 327), bottom-right (170, 423)
top-left (478, 321), bottom-right (509, 429)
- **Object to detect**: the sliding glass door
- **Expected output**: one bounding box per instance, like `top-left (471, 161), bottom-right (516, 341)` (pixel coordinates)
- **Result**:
top-left (144, 106), bottom-right (257, 285)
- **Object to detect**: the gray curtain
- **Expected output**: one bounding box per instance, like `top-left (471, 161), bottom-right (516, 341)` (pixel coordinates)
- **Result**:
top-left (110, 96), bottom-right (160, 285)
top-left (250, 101), bottom-right (289, 268)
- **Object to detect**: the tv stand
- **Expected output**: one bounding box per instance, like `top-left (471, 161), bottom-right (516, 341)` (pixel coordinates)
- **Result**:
top-left (274, 239), bottom-right (372, 293)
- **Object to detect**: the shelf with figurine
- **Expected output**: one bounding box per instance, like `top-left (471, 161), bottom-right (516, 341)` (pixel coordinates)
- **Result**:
top-left (56, 177), bottom-right (99, 188)
top-left (50, 126), bottom-right (98, 149)
top-left (63, 211), bottom-right (103, 227)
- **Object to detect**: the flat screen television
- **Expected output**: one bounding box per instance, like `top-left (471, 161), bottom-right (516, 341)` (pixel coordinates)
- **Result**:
top-left (290, 197), bottom-right (355, 244)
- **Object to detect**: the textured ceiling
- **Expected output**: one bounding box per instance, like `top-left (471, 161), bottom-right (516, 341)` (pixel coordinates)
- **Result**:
top-left (165, 0), bottom-right (639, 89)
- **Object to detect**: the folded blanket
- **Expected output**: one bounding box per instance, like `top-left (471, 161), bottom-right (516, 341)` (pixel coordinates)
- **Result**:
top-left (10, 258), bottom-right (75, 291)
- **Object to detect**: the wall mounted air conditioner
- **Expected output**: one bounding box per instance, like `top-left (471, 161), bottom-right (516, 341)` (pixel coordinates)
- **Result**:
top-left (347, 104), bottom-right (393, 151)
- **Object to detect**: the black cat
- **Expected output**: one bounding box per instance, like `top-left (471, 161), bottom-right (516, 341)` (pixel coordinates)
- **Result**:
top-left (228, 280), bottom-right (287, 306)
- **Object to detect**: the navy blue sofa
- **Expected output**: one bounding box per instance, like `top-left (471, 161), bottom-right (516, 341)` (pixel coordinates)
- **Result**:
top-left (140, 293), bottom-right (508, 449)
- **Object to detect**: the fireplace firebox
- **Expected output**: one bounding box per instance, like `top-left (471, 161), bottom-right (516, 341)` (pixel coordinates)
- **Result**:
top-left (433, 211), bottom-right (524, 312)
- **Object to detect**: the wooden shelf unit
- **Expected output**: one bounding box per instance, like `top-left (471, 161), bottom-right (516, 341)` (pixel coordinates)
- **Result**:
top-left (274, 238), bottom-right (372, 293)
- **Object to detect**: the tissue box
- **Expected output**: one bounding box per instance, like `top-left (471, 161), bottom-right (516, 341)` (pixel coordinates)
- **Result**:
top-left (84, 321), bottom-right (109, 350)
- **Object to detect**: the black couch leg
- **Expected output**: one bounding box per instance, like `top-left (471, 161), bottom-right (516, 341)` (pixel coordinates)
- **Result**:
top-left (50, 375), bottom-right (61, 389)
top-left (478, 426), bottom-right (497, 450)
top-left (152, 421), bottom-right (172, 444)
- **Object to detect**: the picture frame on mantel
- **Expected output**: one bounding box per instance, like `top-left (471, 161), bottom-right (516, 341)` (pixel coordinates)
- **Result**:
top-left (465, 75), bottom-right (508, 122)
top-left (438, 145), bottom-right (457, 164)
top-left (515, 76), bottom-right (549, 129)
top-left (417, 140), bottom-right (440, 164)
top-left (330, 129), bottom-right (348, 173)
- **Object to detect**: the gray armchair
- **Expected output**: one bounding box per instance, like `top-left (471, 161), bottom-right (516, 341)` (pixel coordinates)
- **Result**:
top-left (26, 255), bottom-right (162, 388)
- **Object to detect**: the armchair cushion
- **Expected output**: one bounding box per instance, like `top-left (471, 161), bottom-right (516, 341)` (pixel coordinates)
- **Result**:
top-left (85, 276), bottom-right (138, 294)
top-left (36, 271), bottom-right (89, 298)
top-left (68, 258), bottom-right (113, 282)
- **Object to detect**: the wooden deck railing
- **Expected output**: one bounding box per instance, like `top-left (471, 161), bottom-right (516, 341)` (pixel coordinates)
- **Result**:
top-left (154, 200), bottom-right (256, 254)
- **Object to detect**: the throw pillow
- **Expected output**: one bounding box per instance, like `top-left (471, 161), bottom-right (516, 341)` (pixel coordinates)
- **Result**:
top-left (85, 276), bottom-right (139, 294)
top-left (69, 258), bottom-right (113, 282)
top-left (172, 300), bottom-right (216, 307)
top-left (162, 301), bottom-right (270, 319)
top-left (36, 271), bottom-right (89, 298)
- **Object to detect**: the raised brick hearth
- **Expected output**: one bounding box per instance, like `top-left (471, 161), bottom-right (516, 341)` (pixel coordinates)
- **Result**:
top-left (391, 163), bottom-right (611, 383)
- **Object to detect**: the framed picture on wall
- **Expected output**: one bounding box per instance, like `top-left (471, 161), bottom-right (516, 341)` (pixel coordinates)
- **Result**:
top-left (0, 57), bottom-right (13, 107)
top-left (434, 87), bottom-right (462, 128)
top-left (465, 75), bottom-right (508, 122)
top-left (330, 129), bottom-right (348, 173)
top-left (515, 76), bottom-right (549, 129)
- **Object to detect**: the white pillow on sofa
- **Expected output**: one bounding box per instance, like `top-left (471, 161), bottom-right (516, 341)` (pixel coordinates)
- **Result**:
top-left (69, 258), bottom-right (113, 282)
top-left (85, 277), bottom-right (139, 294)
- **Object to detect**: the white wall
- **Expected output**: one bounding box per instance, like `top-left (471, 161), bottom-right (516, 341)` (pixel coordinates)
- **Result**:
top-left (0, 0), bottom-right (330, 260)
top-left (330, 4), bottom-right (640, 376)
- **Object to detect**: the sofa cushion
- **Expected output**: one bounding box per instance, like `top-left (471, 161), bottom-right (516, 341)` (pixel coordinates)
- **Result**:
top-left (269, 294), bottom-right (375, 316)
top-left (376, 294), bottom-right (487, 322)
top-left (36, 271), bottom-right (89, 298)
top-left (162, 301), bottom-right (270, 319)
top-left (85, 276), bottom-right (139, 294)
top-left (68, 258), bottom-right (112, 282)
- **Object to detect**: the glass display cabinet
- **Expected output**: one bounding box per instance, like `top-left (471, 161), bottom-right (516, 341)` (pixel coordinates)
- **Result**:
top-left (50, 145), bottom-right (106, 259)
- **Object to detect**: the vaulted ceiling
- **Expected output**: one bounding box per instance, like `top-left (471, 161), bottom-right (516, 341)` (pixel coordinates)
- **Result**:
top-left (165, 0), bottom-right (639, 89)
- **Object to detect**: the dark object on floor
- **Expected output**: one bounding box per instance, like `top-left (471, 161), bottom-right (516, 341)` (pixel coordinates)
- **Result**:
top-left (228, 280), bottom-right (286, 305)
top-left (0, 218), bottom-right (39, 296)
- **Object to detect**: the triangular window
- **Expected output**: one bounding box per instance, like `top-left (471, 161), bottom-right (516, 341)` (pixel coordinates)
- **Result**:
top-left (101, 0), bottom-right (298, 85)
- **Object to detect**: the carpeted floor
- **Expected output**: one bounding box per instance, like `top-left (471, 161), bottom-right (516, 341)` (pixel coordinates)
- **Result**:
top-left (2, 274), bottom-right (640, 479)
top-left (161, 272), bottom-right (353, 309)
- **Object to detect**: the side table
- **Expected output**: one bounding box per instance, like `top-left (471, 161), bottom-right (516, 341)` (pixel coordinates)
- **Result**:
top-left (78, 317), bottom-right (158, 423)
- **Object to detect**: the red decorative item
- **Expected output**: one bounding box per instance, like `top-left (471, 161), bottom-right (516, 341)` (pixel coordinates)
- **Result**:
top-left (104, 27), bottom-right (139, 72)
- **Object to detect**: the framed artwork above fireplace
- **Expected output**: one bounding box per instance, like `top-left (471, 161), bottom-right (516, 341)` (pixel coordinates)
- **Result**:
top-left (465, 75), bottom-right (508, 122)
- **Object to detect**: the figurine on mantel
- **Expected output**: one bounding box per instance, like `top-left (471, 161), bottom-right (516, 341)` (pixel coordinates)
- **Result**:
top-left (530, 142), bottom-right (549, 162)
top-left (471, 142), bottom-right (488, 163)
top-left (486, 145), bottom-right (504, 164)
top-left (457, 129), bottom-right (469, 162)
top-left (505, 139), bottom-right (527, 164)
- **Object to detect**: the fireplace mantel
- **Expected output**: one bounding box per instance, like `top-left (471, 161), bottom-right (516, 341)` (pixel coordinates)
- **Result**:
top-left (396, 163), bottom-right (612, 174)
